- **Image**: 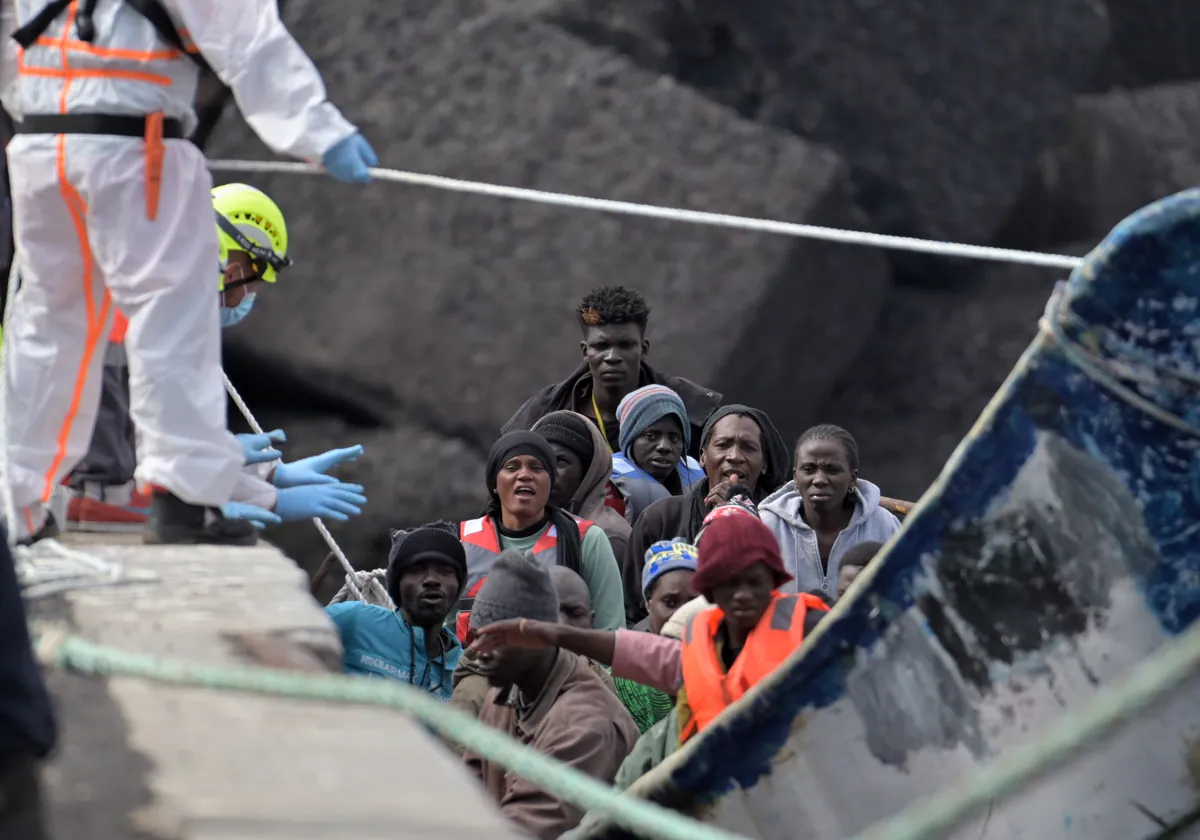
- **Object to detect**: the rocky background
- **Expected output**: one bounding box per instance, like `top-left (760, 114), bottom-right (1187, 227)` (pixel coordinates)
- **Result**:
top-left (199, 0), bottom-right (1200, 598)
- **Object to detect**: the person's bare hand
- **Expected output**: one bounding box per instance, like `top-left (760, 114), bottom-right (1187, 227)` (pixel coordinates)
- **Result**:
top-left (704, 471), bottom-right (746, 507)
top-left (468, 618), bottom-right (558, 655)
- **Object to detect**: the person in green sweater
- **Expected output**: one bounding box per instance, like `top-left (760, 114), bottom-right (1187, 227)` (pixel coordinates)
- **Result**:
top-left (449, 432), bottom-right (626, 722)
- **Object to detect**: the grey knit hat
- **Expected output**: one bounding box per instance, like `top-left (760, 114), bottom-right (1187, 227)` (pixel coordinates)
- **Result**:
top-left (469, 549), bottom-right (560, 630)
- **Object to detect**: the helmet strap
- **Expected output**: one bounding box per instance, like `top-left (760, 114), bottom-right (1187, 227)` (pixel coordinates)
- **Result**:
top-left (216, 211), bottom-right (291, 273)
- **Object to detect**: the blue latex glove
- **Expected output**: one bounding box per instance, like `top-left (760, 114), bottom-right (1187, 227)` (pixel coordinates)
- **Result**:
top-left (321, 133), bottom-right (377, 183)
top-left (221, 501), bottom-right (283, 529)
top-left (274, 482), bottom-right (367, 523)
top-left (273, 445), bottom-right (364, 489)
top-left (237, 429), bottom-right (286, 465)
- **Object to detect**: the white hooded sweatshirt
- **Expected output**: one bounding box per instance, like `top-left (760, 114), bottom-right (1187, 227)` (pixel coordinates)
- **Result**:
top-left (758, 478), bottom-right (901, 599)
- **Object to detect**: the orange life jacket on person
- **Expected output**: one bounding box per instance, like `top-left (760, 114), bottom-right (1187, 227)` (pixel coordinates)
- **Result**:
top-left (451, 514), bottom-right (593, 643)
top-left (679, 592), bottom-right (830, 742)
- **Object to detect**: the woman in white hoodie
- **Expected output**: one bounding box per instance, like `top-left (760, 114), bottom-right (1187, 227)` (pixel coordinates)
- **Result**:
top-left (758, 425), bottom-right (901, 601)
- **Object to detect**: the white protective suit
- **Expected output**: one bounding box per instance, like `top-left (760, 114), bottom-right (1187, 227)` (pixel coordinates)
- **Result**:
top-left (0, 0), bottom-right (355, 532)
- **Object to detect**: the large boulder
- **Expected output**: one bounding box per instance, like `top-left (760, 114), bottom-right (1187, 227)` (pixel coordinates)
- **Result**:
top-left (515, 0), bottom-right (1109, 258)
top-left (998, 82), bottom-right (1200, 250)
top-left (819, 247), bottom-right (1089, 500)
top-left (207, 0), bottom-right (890, 451)
top-left (1094, 0), bottom-right (1200, 89)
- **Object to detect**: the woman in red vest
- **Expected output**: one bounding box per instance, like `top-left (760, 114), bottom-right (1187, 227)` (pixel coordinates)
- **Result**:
top-left (453, 432), bottom-right (625, 640)
top-left (470, 512), bottom-right (829, 745)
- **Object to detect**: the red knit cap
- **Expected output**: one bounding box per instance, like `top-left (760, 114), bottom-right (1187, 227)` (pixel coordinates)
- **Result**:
top-left (692, 513), bottom-right (793, 598)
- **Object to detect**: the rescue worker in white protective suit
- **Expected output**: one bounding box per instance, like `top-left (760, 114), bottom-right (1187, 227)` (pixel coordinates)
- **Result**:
top-left (0, 0), bottom-right (377, 546)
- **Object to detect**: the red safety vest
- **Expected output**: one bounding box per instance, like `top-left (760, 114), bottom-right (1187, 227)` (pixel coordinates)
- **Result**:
top-left (680, 592), bottom-right (829, 742)
top-left (452, 514), bottom-right (593, 642)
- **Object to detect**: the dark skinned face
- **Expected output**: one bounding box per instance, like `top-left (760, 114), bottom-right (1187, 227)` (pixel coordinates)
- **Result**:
top-left (709, 562), bottom-right (776, 639)
top-left (581, 323), bottom-right (648, 397)
top-left (646, 568), bottom-right (695, 635)
top-left (220, 251), bottom-right (264, 307)
top-left (475, 645), bottom-right (542, 689)
top-left (837, 563), bottom-right (865, 599)
top-left (397, 559), bottom-right (461, 627)
top-left (630, 416), bottom-right (685, 483)
top-left (794, 440), bottom-right (856, 515)
top-left (495, 455), bottom-right (551, 523)
top-left (547, 443), bottom-right (585, 509)
top-left (556, 586), bottom-right (593, 629)
top-left (701, 415), bottom-right (765, 492)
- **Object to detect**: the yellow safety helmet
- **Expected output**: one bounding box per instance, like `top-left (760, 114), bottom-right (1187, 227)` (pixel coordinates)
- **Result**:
top-left (213, 183), bottom-right (291, 290)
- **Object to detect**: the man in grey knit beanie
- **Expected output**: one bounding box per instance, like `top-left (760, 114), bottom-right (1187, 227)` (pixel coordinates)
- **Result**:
top-left (469, 550), bottom-right (560, 690)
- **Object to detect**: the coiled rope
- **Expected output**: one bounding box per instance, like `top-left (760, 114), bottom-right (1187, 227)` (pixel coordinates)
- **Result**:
top-left (206, 159), bottom-right (1084, 271)
top-left (221, 372), bottom-right (384, 604)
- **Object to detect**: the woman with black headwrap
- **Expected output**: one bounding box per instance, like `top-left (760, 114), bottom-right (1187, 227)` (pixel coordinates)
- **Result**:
top-left (621, 405), bottom-right (790, 625)
top-left (451, 431), bottom-right (626, 641)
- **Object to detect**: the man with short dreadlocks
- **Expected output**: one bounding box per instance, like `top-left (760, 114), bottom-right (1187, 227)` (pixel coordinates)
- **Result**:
top-left (502, 286), bottom-right (722, 460)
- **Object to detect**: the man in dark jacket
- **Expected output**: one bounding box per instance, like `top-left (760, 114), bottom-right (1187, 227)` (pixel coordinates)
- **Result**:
top-left (501, 286), bottom-right (722, 459)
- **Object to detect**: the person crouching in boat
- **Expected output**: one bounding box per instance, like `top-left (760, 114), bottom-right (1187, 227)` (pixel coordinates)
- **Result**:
top-left (469, 512), bottom-right (829, 761)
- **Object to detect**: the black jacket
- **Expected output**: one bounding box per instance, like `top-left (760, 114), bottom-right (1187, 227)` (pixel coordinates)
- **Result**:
top-left (501, 361), bottom-right (722, 460)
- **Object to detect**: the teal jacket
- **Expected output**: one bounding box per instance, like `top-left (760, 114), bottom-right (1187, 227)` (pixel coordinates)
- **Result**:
top-left (326, 602), bottom-right (462, 700)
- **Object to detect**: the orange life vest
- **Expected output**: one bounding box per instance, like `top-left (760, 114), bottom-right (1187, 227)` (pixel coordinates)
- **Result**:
top-left (679, 592), bottom-right (829, 742)
top-left (452, 514), bottom-right (593, 642)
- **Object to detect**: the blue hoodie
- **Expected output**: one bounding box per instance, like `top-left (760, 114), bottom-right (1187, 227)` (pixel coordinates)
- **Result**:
top-left (326, 602), bottom-right (462, 700)
top-left (758, 478), bottom-right (901, 600)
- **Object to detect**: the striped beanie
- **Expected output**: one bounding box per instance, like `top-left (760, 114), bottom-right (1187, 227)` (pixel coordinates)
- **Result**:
top-left (616, 385), bottom-right (691, 456)
top-left (642, 539), bottom-right (699, 599)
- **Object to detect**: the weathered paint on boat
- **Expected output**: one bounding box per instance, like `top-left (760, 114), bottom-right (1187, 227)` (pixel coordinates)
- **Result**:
top-left (575, 190), bottom-right (1200, 840)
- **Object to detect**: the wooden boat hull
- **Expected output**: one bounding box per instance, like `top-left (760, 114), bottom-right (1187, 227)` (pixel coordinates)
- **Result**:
top-left (579, 190), bottom-right (1200, 839)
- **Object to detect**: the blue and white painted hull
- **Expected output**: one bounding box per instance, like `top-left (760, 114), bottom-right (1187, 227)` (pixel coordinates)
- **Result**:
top-left (579, 191), bottom-right (1200, 839)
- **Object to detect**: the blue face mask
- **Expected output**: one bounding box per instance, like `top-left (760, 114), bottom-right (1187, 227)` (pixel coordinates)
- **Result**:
top-left (220, 292), bottom-right (256, 329)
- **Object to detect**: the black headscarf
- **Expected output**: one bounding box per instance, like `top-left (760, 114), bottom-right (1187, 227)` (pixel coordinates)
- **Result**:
top-left (483, 431), bottom-right (583, 574)
top-left (683, 404), bottom-right (790, 540)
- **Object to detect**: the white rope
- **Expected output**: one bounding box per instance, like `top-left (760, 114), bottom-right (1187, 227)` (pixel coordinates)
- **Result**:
top-left (220, 372), bottom-right (378, 603)
top-left (207, 159), bottom-right (1085, 271)
top-left (0, 256), bottom-right (124, 595)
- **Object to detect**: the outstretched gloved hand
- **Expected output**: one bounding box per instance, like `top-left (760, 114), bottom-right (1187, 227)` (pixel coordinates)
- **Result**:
top-left (274, 482), bottom-right (367, 523)
top-left (221, 501), bottom-right (283, 529)
top-left (273, 445), bottom-right (364, 488)
top-left (237, 429), bottom-right (286, 465)
top-left (321, 133), bottom-right (377, 183)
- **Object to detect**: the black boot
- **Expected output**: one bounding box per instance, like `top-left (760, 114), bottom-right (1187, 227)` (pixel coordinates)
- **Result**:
top-left (16, 514), bottom-right (59, 549)
top-left (143, 490), bottom-right (257, 547)
top-left (0, 752), bottom-right (47, 840)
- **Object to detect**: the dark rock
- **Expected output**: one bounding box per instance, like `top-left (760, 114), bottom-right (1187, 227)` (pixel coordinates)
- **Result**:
top-left (246, 414), bottom-right (486, 597)
top-left (819, 244), bottom-right (1093, 500)
top-left (207, 0), bottom-right (890, 449)
top-left (1094, 1), bottom-right (1200, 89)
top-left (998, 83), bottom-right (1200, 251)
top-left (517, 0), bottom-right (1109, 253)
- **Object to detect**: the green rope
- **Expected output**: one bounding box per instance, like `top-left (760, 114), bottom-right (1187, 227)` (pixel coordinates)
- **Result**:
top-left (852, 617), bottom-right (1200, 840)
top-left (32, 627), bottom-right (747, 840)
